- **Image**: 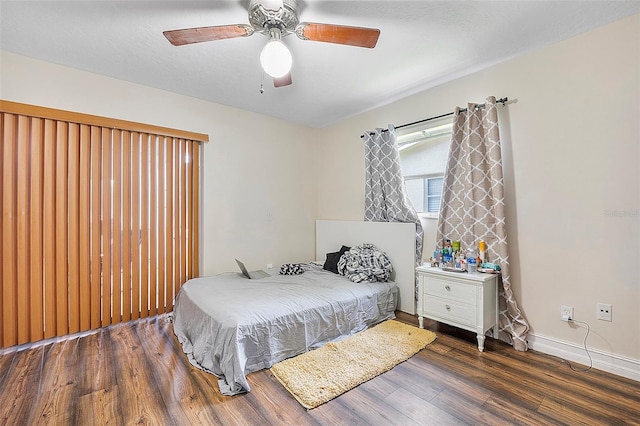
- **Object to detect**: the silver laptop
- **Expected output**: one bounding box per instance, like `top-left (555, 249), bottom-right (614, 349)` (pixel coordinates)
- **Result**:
top-left (235, 259), bottom-right (269, 279)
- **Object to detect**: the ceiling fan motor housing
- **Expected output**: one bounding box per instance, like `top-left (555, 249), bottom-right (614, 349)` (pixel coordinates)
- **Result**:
top-left (248, 0), bottom-right (299, 35)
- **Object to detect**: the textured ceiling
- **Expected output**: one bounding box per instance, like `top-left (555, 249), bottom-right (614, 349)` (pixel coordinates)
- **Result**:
top-left (1, 1), bottom-right (638, 128)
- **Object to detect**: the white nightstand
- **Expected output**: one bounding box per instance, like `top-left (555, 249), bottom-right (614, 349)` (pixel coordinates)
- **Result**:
top-left (416, 266), bottom-right (499, 352)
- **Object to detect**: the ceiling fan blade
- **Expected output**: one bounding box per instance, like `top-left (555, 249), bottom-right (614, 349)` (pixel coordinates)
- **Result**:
top-left (273, 72), bottom-right (292, 88)
top-left (163, 24), bottom-right (254, 46)
top-left (295, 22), bottom-right (380, 48)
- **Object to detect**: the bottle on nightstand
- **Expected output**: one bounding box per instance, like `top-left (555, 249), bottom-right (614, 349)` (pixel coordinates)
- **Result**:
top-left (467, 257), bottom-right (477, 273)
top-left (478, 241), bottom-right (486, 263)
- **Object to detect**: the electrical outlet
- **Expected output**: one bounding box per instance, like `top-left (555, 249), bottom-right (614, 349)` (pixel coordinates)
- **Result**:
top-left (561, 305), bottom-right (574, 321)
top-left (597, 303), bottom-right (612, 321)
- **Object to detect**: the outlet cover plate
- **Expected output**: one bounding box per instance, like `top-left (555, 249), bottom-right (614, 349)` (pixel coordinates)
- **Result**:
top-left (597, 303), bottom-right (612, 321)
top-left (561, 305), bottom-right (574, 321)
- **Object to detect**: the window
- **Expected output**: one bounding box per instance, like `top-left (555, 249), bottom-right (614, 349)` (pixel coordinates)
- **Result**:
top-left (405, 175), bottom-right (443, 216)
top-left (398, 119), bottom-right (451, 218)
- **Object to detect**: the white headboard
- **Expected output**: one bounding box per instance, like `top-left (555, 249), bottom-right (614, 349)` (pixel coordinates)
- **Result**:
top-left (315, 220), bottom-right (416, 315)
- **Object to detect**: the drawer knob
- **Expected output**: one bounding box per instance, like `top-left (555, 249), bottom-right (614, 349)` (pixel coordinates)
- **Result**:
top-left (445, 285), bottom-right (451, 291)
top-left (445, 304), bottom-right (451, 311)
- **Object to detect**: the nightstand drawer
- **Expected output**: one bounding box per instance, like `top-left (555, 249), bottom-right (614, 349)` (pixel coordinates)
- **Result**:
top-left (424, 297), bottom-right (476, 327)
top-left (423, 277), bottom-right (476, 304)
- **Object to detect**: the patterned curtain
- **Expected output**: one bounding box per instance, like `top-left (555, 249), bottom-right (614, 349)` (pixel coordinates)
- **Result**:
top-left (437, 97), bottom-right (530, 351)
top-left (363, 125), bottom-right (423, 269)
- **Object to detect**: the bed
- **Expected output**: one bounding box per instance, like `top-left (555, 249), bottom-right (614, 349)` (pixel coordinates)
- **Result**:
top-left (173, 220), bottom-right (416, 395)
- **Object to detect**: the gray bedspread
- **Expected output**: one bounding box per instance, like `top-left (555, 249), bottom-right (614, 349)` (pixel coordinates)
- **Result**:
top-left (172, 265), bottom-right (398, 395)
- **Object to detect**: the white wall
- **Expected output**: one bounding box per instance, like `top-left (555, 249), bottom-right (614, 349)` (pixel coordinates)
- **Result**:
top-left (314, 14), bottom-right (640, 375)
top-left (0, 50), bottom-right (318, 276)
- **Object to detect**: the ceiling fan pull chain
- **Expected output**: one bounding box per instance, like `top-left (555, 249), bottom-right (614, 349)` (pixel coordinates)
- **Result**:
top-left (260, 70), bottom-right (265, 94)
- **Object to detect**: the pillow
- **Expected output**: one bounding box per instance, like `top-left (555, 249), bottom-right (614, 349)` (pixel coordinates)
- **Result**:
top-left (323, 245), bottom-right (350, 274)
top-left (280, 263), bottom-right (304, 275)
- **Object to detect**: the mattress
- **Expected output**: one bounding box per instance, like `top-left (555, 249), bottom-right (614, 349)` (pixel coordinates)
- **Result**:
top-left (172, 264), bottom-right (398, 395)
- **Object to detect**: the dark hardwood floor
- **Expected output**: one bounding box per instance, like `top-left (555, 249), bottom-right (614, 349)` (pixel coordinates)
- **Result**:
top-left (1, 312), bottom-right (639, 425)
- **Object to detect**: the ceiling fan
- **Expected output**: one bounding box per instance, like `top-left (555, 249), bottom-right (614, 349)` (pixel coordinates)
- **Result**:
top-left (163, 0), bottom-right (380, 88)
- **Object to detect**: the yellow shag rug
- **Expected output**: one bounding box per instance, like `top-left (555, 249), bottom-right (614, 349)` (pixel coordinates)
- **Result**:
top-left (270, 320), bottom-right (437, 409)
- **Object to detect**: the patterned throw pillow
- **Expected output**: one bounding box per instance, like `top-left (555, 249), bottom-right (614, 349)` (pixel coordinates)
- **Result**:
top-left (280, 263), bottom-right (304, 275)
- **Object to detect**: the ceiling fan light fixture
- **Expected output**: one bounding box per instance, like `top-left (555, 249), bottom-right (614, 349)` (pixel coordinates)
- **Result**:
top-left (260, 40), bottom-right (292, 78)
top-left (260, 28), bottom-right (292, 78)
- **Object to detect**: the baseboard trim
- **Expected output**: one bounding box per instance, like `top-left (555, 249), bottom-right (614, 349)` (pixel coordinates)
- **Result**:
top-left (527, 332), bottom-right (640, 382)
top-left (0, 314), bottom-right (171, 356)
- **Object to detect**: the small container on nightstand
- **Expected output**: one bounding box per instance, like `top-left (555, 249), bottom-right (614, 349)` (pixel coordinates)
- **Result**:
top-left (467, 258), bottom-right (477, 274)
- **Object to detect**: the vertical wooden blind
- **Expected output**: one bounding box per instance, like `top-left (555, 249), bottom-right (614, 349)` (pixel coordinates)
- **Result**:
top-left (0, 101), bottom-right (207, 348)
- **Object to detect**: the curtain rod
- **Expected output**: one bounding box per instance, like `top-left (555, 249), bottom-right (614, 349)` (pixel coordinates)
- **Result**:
top-left (360, 97), bottom-right (509, 139)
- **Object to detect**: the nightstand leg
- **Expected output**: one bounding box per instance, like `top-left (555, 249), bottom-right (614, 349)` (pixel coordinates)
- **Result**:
top-left (476, 334), bottom-right (485, 352)
top-left (418, 316), bottom-right (424, 329)
top-left (494, 286), bottom-right (500, 338)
